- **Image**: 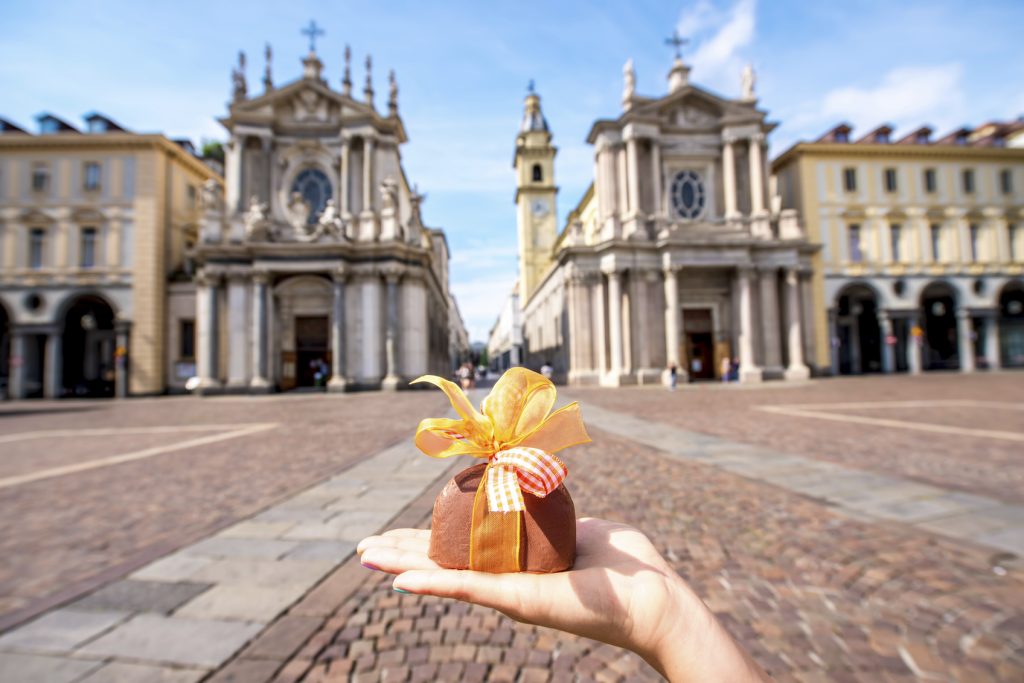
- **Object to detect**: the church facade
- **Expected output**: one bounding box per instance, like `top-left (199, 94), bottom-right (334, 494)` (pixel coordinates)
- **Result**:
top-left (189, 42), bottom-right (460, 393)
top-left (516, 55), bottom-right (818, 385)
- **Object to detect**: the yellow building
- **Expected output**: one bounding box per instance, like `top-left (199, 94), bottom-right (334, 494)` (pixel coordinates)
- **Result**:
top-left (0, 113), bottom-right (221, 398)
top-left (772, 120), bottom-right (1024, 374)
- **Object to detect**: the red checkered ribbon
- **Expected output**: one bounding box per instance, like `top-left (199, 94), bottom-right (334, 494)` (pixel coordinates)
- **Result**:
top-left (485, 447), bottom-right (567, 513)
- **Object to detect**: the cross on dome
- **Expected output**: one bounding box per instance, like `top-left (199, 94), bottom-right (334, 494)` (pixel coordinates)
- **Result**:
top-left (301, 20), bottom-right (325, 52)
top-left (665, 29), bottom-right (688, 60)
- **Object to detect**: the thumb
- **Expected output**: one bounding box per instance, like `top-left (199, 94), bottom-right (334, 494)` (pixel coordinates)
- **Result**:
top-left (393, 569), bottom-right (526, 616)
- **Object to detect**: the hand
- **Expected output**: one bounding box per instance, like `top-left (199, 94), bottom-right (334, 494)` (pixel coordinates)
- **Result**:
top-left (357, 517), bottom-right (770, 682)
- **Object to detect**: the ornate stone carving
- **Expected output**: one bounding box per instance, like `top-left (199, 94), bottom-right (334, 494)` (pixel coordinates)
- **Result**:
top-left (318, 199), bottom-right (349, 240)
top-left (676, 106), bottom-right (716, 127)
top-left (741, 64), bottom-right (756, 101)
top-left (622, 58), bottom-right (636, 108)
top-left (231, 51), bottom-right (247, 102)
top-left (244, 195), bottom-right (271, 241)
top-left (200, 179), bottom-right (224, 212)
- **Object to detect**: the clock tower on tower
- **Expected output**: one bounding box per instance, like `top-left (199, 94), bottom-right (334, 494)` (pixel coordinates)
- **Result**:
top-left (514, 84), bottom-right (558, 304)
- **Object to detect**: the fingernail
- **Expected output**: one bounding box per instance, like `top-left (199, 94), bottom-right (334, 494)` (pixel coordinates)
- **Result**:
top-left (361, 562), bottom-right (382, 572)
top-left (393, 587), bottom-right (412, 594)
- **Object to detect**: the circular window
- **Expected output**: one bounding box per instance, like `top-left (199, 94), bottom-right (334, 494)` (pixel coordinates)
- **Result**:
top-left (670, 170), bottom-right (706, 220)
top-left (23, 292), bottom-right (44, 312)
top-left (291, 168), bottom-right (332, 224)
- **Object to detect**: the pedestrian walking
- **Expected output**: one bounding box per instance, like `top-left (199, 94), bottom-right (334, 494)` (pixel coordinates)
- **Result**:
top-left (720, 355), bottom-right (731, 383)
top-left (667, 363), bottom-right (678, 391)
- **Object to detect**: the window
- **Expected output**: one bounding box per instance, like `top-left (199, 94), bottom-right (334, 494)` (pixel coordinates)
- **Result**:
top-left (890, 224), bottom-right (902, 262)
top-left (187, 184), bottom-right (197, 208)
top-left (670, 170), bottom-right (706, 219)
top-left (962, 169), bottom-right (975, 194)
top-left (29, 228), bottom-right (45, 269)
top-left (180, 320), bottom-right (196, 359)
top-left (80, 227), bottom-right (97, 268)
top-left (969, 223), bottom-right (980, 262)
top-left (843, 167), bottom-right (857, 192)
top-left (924, 168), bottom-right (936, 193)
top-left (531, 164), bottom-right (543, 182)
top-left (884, 168), bottom-right (898, 193)
top-left (31, 164), bottom-right (49, 192)
top-left (848, 224), bottom-right (863, 262)
top-left (1000, 169), bottom-right (1013, 195)
top-left (290, 167), bottom-right (332, 223)
top-left (84, 162), bottom-right (101, 191)
top-left (930, 224), bottom-right (942, 261)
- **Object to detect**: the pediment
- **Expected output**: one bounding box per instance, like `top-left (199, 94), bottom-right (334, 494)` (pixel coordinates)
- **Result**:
top-left (19, 208), bottom-right (55, 224)
top-left (639, 84), bottom-right (762, 129)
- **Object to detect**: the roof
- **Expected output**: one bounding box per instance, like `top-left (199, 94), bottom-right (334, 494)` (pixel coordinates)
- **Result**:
top-left (0, 117), bottom-right (29, 134)
top-left (854, 124), bottom-right (893, 144)
top-left (520, 93), bottom-right (549, 133)
top-left (83, 112), bottom-right (128, 133)
top-left (36, 113), bottom-right (79, 134)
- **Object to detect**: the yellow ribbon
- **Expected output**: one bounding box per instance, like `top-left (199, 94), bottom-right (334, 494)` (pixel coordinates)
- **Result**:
top-left (412, 367), bottom-right (591, 572)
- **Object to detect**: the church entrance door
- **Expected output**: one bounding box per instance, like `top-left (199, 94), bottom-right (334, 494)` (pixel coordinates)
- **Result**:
top-left (684, 308), bottom-right (715, 380)
top-left (295, 316), bottom-right (329, 388)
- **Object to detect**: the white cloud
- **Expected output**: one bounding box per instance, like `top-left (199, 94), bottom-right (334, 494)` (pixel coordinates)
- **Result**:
top-left (678, 0), bottom-right (756, 95)
top-left (819, 63), bottom-right (967, 136)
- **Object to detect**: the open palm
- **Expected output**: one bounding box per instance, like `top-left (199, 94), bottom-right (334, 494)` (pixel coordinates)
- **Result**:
top-left (357, 517), bottom-right (769, 681)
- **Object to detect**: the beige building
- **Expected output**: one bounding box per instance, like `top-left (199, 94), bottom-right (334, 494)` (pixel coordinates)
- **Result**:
top-left (0, 113), bottom-right (219, 398)
top-left (772, 120), bottom-right (1024, 374)
top-left (515, 55), bottom-right (817, 385)
top-left (190, 42), bottom-right (461, 393)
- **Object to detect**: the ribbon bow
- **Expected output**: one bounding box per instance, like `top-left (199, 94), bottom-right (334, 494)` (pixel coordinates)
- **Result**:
top-left (412, 368), bottom-right (590, 513)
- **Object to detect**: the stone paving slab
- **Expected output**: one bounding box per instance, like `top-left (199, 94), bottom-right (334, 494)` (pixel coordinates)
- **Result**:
top-left (175, 583), bottom-right (311, 622)
top-left (76, 661), bottom-right (208, 683)
top-left (0, 608), bottom-right (127, 653)
top-left (70, 580), bottom-right (212, 615)
top-left (130, 555), bottom-right (215, 583)
top-left (187, 558), bottom-right (335, 589)
top-left (79, 614), bottom-right (264, 667)
top-left (577, 401), bottom-right (1024, 558)
top-left (0, 652), bottom-right (103, 682)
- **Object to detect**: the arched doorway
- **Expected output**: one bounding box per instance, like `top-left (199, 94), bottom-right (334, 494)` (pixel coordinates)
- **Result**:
top-left (273, 276), bottom-right (333, 391)
top-left (0, 302), bottom-right (9, 397)
top-left (999, 281), bottom-right (1024, 368)
top-left (835, 284), bottom-right (881, 374)
top-left (62, 295), bottom-right (116, 397)
top-left (920, 282), bottom-right (959, 370)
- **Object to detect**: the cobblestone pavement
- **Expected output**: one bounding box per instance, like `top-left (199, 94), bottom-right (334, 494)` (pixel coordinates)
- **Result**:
top-left (570, 372), bottom-right (1024, 505)
top-left (282, 426), bottom-right (1023, 681)
top-left (0, 392), bottom-right (445, 629)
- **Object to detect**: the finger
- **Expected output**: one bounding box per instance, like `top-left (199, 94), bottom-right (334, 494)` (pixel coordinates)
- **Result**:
top-left (393, 569), bottom-right (535, 618)
top-left (360, 546), bottom-right (441, 574)
top-left (381, 528), bottom-right (431, 541)
top-left (356, 534), bottom-right (430, 556)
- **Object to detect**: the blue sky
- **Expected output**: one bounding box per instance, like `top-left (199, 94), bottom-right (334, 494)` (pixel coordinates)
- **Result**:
top-left (3, 1), bottom-right (1022, 341)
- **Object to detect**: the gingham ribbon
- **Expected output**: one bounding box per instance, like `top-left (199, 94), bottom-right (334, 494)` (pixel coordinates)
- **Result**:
top-left (485, 447), bottom-right (568, 513)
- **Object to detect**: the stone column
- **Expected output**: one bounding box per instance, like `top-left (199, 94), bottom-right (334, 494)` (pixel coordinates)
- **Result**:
top-left (879, 310), bottom-right (895, 374)
top-left (226, 274), bottom-right (248, 389)
top-left (9, 330), bottom-right (26, 399)
top-left (828, 308), bottom-right (840, 376)
top-left (606, 269), bottom-right (624, 381)
top-left (565, 271), bottom-right (581, 377)
top-left (748, 134), bottom-right (766, 215)
top-left (722, 137), bottom-right (739, 220)
top-left (44, 330), bottom-right (61, 399)
top-left (381, 269), bottom-right (401, 390)
top-left (738, 267), bottom-right (762, 382)
top-left (956, 308), bottom-right (975, 372)
top-left (115, 320), bottom-right (131, 399)
top-left (362, 138), bottom-right (375, 213)
top-left (650, 142), bottom-right (663, 217)
top-left (985, 314), bottom-right (1001, 370)
top-left (907, 314), bottom-right (922, 375)
top-left (758, 268), bottom-right (782, 373)
top-left (340, 138), bottom-right (351, 218)
top-left (196, 271), bottom-right (221, 392)
top-left (327, 268), bottom-right (348, 392)
top-left (592, 277), bottom-right (607, 373)
top-left (663, 265), bottom-right (680, 369)
top-left (626, 137), bottom-right (640, 216)
top-left (250, 272), bottom-right (270, 391)
top-left (783, 268), bottom-right (809, 380)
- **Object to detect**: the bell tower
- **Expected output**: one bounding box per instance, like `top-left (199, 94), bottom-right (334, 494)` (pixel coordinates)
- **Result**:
top-left (514, 83), bottom-right (558, 304)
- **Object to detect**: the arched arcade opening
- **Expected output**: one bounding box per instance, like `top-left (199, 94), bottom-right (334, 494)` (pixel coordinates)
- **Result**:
top-left (835, 284), bottom-right (881, 375)
top-left (920, 282), bottom-right (960, 371)
top-left (61, 295), bottom-right (117, 398)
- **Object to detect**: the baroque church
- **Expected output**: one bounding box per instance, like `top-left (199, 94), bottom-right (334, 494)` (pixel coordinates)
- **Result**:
top-left (189, 35), bottom-right (458, 393)
top-left (513, 49), bottom-right (817, 384)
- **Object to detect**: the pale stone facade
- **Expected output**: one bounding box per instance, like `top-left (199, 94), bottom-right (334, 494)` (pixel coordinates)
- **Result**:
top-left (0, 113), bottom-right (219, 398)
top-left (486, 283), bottom-right (523, 373)
top-left (190, 45), bottom-right (460, 393)
top-left (515, 56), bottom-right (817, 385)
top-left (772, 121), bottom-right (1024, 373)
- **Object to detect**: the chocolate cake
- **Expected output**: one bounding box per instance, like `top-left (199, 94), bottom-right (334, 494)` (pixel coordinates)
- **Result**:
top-left (428, 463), bottom-right (576, 573)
